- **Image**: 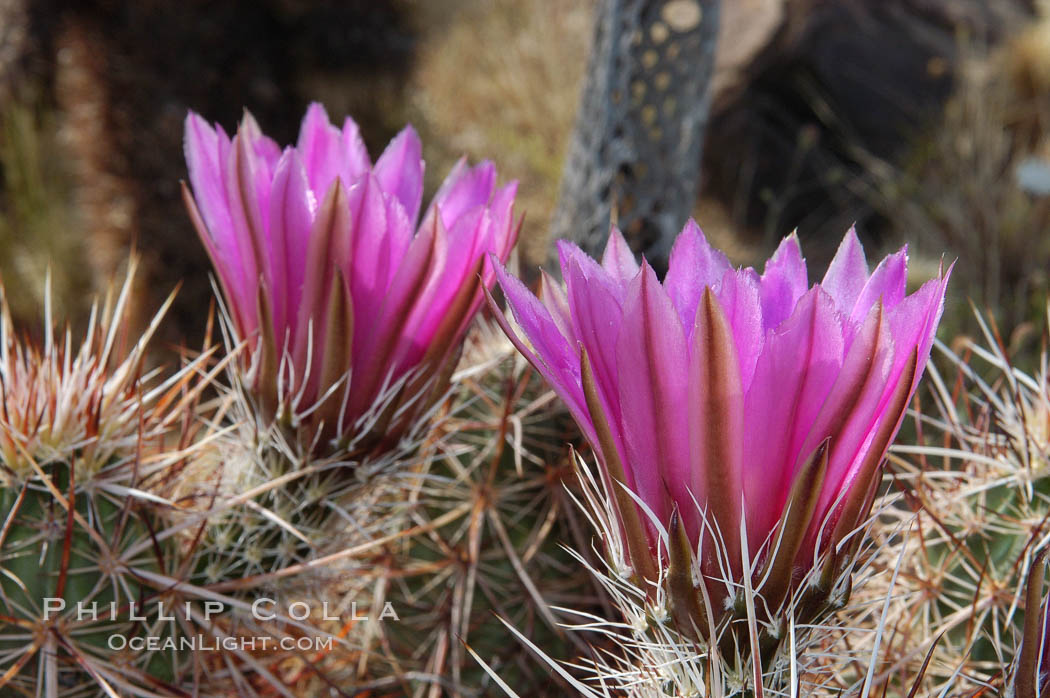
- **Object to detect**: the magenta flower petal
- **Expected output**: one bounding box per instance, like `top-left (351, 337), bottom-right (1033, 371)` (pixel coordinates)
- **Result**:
top-left (396, 208), bottom-right (484, 358)
top-left (350, 212), bottom-right (447, 398)
top-left (426, 159), bottom-right (496, 229)
top-left (384, 214), bottom-right (458, 374)
top-left (491, 262), bottom-right (592, 442)
top-left (219, 132), bottom-right (267, 319)
top-left (616, 264), bottom-right (690, 535)
top-left (291, 179), bottom-right (349, 402)
top-left (558, 239), bottom-right (623, 294)
top-left (373, 125), bottom-right (424, 225)
top-left (239, 111), bottom-right (282, 173)
top-left (601, 226), bottom-right (641, 284)
top-left (885, 271), bottom-right (951, 395)
top-left (184, 114), bottom-right (229, 237)
top-left (538, 270), bottom-right (574, 343)
top-left (799, 301), bottom-right (894, 560)
top-left (759, 232), bottom-right (809, 331)
top-left (664, 220), bottom-right (731, 328)
top-left (296, 102), bottom-right (347, 194)
top-left (183, 105), bottom-right (518, 454)
top-left (822, 226), bottom-right (869, 314)
top-left (184, 113), bottom-right (249, 313)
top-left (563, 250), bottom-right (624, 426)
top-left (492, 219), bottom-right (949, 618)
top-left (338, 116), bottom-right (372, 184)
top-left (715, 268), bottom-right (764, 390)
top-left (848, 246), bottom-right (908, 327)
top-left (559, 239), bottom-right (631, 419)
top-left (487, 181), bottom-right (520, 263)
top-left (742, 287), bottom-right (844, 553)
top-left (266, 150), bottom-right (314, 338)
top-left (345, 175), bottom-right (390, 321)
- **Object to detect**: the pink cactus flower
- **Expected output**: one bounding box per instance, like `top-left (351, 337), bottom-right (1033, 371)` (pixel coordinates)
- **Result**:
top-left (491, 222), bottom-right (949, 627)
top-left (183, 103), bottom-right (518, 454)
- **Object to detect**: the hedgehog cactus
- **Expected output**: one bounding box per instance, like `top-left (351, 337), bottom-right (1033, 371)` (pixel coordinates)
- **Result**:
top-left (487, 222), bottom-right (949, 690)
top-left (4, 93), bottom-right (1020, 698)
top-left (846, 309), bottom-right (1050, 695)
top-left (0, 265), bottom-right (370, 695)
top-left (184, 380), bottom-right (408, 587)
top-left (166, 318), bottom-right (599, 695)
top-left (173, 103), bottom-right (563, 694)
top-left (177, 361), bottom-right (411, 690)
top-left (0, 265), bottom-right (209, 694)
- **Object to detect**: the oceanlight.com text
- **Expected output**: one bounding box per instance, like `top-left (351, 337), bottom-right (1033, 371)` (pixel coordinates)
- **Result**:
top-left (106, 635), bottom-right (335, 653)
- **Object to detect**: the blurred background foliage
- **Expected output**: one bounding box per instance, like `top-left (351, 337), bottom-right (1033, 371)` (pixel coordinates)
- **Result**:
top-left (0, 0), bottom-right (1048, 352)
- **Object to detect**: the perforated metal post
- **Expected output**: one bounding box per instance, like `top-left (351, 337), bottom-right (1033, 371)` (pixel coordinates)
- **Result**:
top-left (551, 0), bottom-right (720, 272)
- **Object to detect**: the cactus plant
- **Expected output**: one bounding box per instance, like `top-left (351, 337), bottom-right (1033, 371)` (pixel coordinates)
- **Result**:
top-left (0, 263), bottom-right (213, 695)
top-left (328, 321), bottom-right (607, 696)
top-left (836, 308), bottom-right (1050, 695)
top-left (481, 222), bottom-right (950, 694)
